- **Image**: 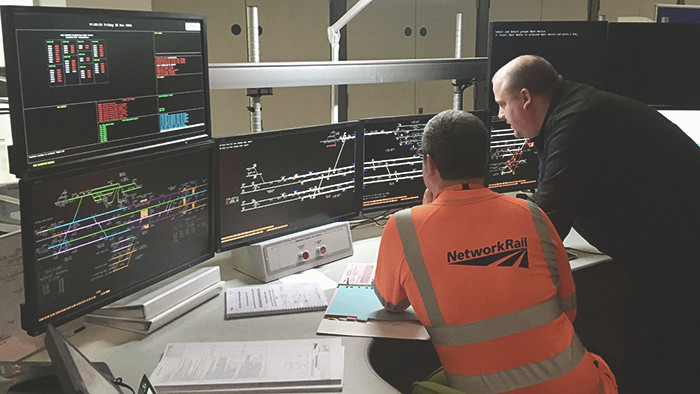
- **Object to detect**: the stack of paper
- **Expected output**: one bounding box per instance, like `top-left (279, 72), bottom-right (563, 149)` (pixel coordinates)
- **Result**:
top-left (149, 338), bottom-right (344, 392)
top-left (85, 266), bottom-right (222, 334)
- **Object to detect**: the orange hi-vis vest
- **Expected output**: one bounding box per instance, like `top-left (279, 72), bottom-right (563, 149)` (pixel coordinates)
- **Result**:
top-left (373, 186), bottom-right (607, 393)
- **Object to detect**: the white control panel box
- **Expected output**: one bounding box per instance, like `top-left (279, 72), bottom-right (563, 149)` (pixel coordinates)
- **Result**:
top-left (229, 222), bottom-right (353, 282)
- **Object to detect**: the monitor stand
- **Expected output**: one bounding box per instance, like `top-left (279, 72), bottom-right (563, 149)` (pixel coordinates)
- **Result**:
top-left (229, 222), bottom-right (354, 282)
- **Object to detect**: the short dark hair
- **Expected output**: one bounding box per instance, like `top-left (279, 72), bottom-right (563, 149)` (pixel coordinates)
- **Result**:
top-left (421, 110), bottom-right (489, 180)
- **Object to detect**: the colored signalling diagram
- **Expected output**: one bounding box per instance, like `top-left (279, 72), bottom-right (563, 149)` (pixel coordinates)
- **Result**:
top-left (29, 153), bottom-right (211, 324)
top-left (37, 177), bottom-right (207, 280)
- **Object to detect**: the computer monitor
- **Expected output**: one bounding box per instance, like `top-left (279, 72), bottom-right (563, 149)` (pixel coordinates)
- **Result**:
top-left (485, 113), bottom-right (539, 192)
top-left (19, 141), bottom-right (214, 336)
top-left (603, 22), bottom-right (700, 107)
top-left (360, 113), bottom-right (434, 212)
top-left (486, 21), bottom-right (608, 192)
top-left (656, 108), bottom-right (700, 147)
top-left (655, 4), bottom-right (700, 23)
top-left (360, 111), bottom-right (489, 211)
top-left (216, 122), bottom-right (360, 252)
top-left (1, 6), bottom-right (210, 176)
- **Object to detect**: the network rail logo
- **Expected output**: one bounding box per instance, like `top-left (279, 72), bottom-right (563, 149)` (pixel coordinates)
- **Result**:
top-left (447, 238), bottom-right (529, 268)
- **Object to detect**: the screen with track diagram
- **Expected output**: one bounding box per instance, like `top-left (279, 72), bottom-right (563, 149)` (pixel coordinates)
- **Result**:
top-left (20, 143), bottom-right (214, 335)
top-left (216, 123), bottom-right (359, 251)
top-left (1, 6), bottom-right (210, 175)
top-left (485, 115), bottom-right (539, 192)
top-left (360, 114), bottom-right (434, 211)
top-left (486, 21), bottom-right (608, 192)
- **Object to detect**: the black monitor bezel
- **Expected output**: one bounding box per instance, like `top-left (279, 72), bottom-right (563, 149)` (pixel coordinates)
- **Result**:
top-left (1, 5), bottom-right (211, 177)
top-left (20, 141), bottom-right (216, 336)
top-left (215, 122), bottom-right (361, 252)
top-left (358, 113), bottom-right (437, 213)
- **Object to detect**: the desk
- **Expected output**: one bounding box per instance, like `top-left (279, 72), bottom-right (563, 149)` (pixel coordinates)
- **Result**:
top-left (22, 225), bottom-right (611, 393)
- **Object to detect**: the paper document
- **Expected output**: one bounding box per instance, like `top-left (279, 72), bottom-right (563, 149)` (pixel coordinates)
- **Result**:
top-left (338, 263), bottom-right (375, 286)
top-left (149, 338), bottom-right (344, 392)
top-left (225, 282), bottom-right (327, 319)
top-left (275, 268), bottom-right (338, 290)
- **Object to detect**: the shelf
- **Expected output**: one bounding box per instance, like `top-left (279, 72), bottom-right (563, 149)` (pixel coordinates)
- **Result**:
top-left (208, 57), bottom-right (487, 89)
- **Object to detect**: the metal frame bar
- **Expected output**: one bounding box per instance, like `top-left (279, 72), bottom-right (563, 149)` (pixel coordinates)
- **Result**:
top-left (209, 57), bottom-right (487, 90)
top-left (588, 0), bottom-right (600, 21)
top-left (474, 0), bottom-right (490, 109)
top-left (329, 0), bottom-right (348, 121)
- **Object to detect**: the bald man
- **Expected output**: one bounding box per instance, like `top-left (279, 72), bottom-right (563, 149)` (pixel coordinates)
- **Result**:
top-left (493, 55), bottom-right (700, 393)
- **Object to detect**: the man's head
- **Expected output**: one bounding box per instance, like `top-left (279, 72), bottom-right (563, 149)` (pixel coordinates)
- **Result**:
top-left (420, 109), bottom-right (489, 193)
top-left (492, 55), bottom-right (563, 139)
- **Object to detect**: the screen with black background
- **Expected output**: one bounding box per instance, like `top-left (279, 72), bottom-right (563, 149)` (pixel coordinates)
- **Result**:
top-left (603, 23), bottom-right (700, 107)
top-left (486, 21), bottom-right (608, 192)
top-left (217, 123), bottom-right (359, 251)
top-left (20, 142), bottom-right (214, 335)
top-left (1, 6), bottom-right (210, 175)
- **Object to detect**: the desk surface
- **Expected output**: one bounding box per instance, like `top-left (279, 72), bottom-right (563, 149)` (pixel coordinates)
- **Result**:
top-left (23, 225), bottom-right (610, 393)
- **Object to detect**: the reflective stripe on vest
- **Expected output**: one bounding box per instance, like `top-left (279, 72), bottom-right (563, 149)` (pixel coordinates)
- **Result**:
top-left (445, 335), bottom-right (586, 393)
top-left (393, 207), bottom-right (584, 392)
top-left (524, 200), bottom-right (577, 314)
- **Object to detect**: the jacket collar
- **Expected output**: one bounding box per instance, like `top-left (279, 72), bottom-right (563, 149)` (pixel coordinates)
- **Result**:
top-left (433, 183), bottom-right (496, 204)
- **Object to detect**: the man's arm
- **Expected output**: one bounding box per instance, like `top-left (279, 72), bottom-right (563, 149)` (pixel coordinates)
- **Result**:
top-left (533, 118), bottom-right (591, 240)
top-left (373, 216), bottom-right (411, 312)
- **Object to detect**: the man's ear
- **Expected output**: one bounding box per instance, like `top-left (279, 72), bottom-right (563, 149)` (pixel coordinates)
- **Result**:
top-left (425, 154), bottom-right (439, 177)
top-left (520, 88), bottom-right (533, 110)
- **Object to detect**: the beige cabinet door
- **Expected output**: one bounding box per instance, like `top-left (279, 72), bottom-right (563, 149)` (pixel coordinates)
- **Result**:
top-left (346, 0), bottom-right (417, 120)
top-left (245, 0), bottom-right (332, 131)
top-left (542, 0), bottom-right (588, 21)
top-left (415, 0), bottom-right (477, 113)
top-left (489, 0), bottom-right (542, 21)
top-left (154, 0), bottom-right (332, 135)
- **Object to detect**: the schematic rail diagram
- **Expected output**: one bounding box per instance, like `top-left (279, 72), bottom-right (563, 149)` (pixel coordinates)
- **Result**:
top-left (363, 157), bottom-right (422, 185)
top-left (237, 132), bottom-right (355, 212)
top-left (34, 176), bottom-right (208, 281)
top-left (363, 122), bottom-right (426, 186)
top-left (489, 128), bottom-right (535, 176)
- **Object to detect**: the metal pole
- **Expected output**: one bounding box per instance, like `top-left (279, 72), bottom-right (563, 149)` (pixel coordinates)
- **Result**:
top-left (587, 0), bottom-right (600, 21)
top-left (330, 0), bottom-right (348, 122)
top-left (246, 6), bottom-right (263, 133)
top-left (452, 13), bottom-right (463, 110)
top-left (474, 0), bottom-right (490, 110)
top-left (327, 0), bottom-right (373, 123)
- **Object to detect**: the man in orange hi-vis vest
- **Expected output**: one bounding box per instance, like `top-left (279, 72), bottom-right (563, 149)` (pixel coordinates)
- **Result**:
top-left (373, 109), bottom-right (617, 393)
